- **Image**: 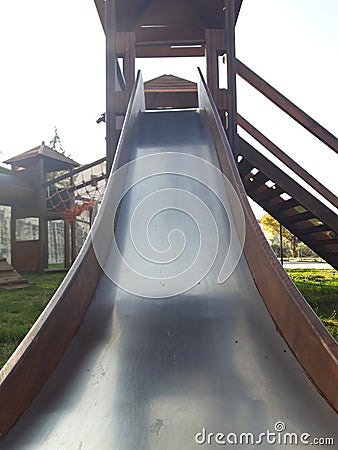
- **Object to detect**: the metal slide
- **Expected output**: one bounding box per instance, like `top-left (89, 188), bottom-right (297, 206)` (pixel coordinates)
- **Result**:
top-left (0, 73), bottom-right (337, 448)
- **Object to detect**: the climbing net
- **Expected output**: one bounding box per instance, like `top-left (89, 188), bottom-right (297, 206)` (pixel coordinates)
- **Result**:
top-left (46, 159), bottom-right (106, 253)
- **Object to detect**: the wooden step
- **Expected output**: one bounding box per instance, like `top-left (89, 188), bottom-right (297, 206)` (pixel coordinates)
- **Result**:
top-left (281, 211), bottom-right (315, 225)
top-left (0, 261), bottom-right (15, 272)
top-left (253, 186), bottom-right (284, 203)
top-left (268, 198), bottom-right (299, 214)
top-left (244, 172), bottom-right (268, 191)
top-left (0, 267), bottom-right (15, 273)
top-left (238, 158), bottom-right (254, 178)
top-left (0, 277), bottom-right (27, 286)
top-left (304, 238), bottom-right (338, 246)
top-left (0, 271), bottom-right (18, 280)
top-left (0, 280), bottom-right (28, 290)
top-left (295, 224), bottom-right (331, 236)
top-left (238, 138), bottom-right (338, 268)
top-left (0, 259), bottom-right (28, 290)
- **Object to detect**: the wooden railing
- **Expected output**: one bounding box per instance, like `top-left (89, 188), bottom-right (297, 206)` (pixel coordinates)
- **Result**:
top-left (44, 157), bottom-right (106, 188)
top-left (236, 59), bottom-right (338, 154)
top-left (236, 60), bottom-right (338, 211)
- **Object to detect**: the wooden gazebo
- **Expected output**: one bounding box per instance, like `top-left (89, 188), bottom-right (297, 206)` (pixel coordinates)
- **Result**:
top-left (4, 142), bottom-right (79, 274)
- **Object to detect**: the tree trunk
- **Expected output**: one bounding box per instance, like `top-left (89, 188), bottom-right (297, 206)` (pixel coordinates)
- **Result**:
top-left (290, 235), bottom-right (298, 258)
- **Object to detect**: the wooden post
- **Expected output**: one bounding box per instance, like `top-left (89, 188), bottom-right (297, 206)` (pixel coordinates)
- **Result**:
top-left (116, 32), bottom-right (136, 93)
top-left (116, 32), bottom-right (136, 117)
top-left (224, 0), bottom-right (238, 156)
top-left (69, 168), bottom-right (77, 264)
top-left (38, 157), bottom-right (46, 275)
top-left (280, 222), bottom-right (284, 266)
top-left (37, 217), bottom-right (45, 275)
top-left (64, 222), bottom-right (70, 269)
top-left (10, 206), bottom-right (16, 267)
top-left (205, 29), bottom-right (219, 100)
top-left (44, 220), bottom-right (49, 269)
top-left (106, 0), bottom-right (117, 175)
top-left (205, 29), bottom-right (227, 115)
top-left (71, 222), bottom-right (77, 263)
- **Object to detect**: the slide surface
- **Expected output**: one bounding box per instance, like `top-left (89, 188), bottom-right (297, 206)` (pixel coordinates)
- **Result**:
top-left (1, 107), bottom-right (337, 449)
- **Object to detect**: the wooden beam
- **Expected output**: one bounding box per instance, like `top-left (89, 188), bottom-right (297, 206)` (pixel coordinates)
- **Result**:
top-left (205, 30), bottom-right (227, 111)
top-left (106, 0), bottom-right (117, 175)
top-left (136, 39), bottom-right (205, 47)
top-left (186, 0), bottom-right (208, 29)
top-left (94, 0), bottom-right (105, 30)
top-left (136, 44), bottom-right (204, 58)
top-left (44, 158), bottom-right (106, 188)
top-left (129, 0), bottom-right (155, 30)
top-left (141, 47), bottom-right (204, 57)
top-left (234, 0), bottom-right (243, 21)
top-left (224, 0), bottom-right (237, 154)
top-left (237, 59), bottom-right (338, 154)
top-left (116, 32), bottom-right (136, 92)
top-left (205, 29), bottom-right (218, 100)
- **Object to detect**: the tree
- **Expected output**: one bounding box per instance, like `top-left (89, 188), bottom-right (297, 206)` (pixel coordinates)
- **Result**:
top-left (47, 127), bottom-right (71, 187)
top-left (49, 126), bottom-right (65, 155)
top-left (260, 213), bottom-right (298, 258)
top-left (297, 242), bottom-right (320, 260)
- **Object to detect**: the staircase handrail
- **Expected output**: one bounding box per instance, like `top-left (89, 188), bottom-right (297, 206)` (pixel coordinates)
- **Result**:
top-left (237, 114), bottom-right (338, 210)
top-left (236, 59), bottom-right (338, 154)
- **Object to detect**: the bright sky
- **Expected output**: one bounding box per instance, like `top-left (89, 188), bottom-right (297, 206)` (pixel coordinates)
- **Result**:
top-left (0, 0), bottom-right (337, 203)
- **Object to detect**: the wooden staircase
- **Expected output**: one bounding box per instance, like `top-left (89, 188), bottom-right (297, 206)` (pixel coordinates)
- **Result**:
top-left (232, 60), bottom-right (338, 269)
top-left (237, 138), bottom-right (338, 268)
top-left (0, 258), bottom-right (28, 290)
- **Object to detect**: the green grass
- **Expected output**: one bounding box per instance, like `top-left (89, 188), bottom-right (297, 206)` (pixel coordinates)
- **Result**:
top-left (0, 269), bottom-right (337, 370)
top-left (0, 273), bottom-right (66, 368)
top-left (48, 263), bottom-right (65, 269)
top-left (287, 269), bottom-right (338, 341)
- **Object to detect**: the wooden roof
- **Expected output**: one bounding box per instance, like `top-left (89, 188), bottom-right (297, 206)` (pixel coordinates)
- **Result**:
top-left (144, 74), bottom-right (198, 108)
top-left (4, 142), bottom-right (79, 171)
top-left (94, 0), bottom-right (243, 57)
top-left (144, 74), bottom-right (197, 93)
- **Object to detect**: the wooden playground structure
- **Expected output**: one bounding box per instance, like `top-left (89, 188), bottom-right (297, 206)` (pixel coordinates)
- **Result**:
top-left (0, 1), bottom-right (337, 445)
